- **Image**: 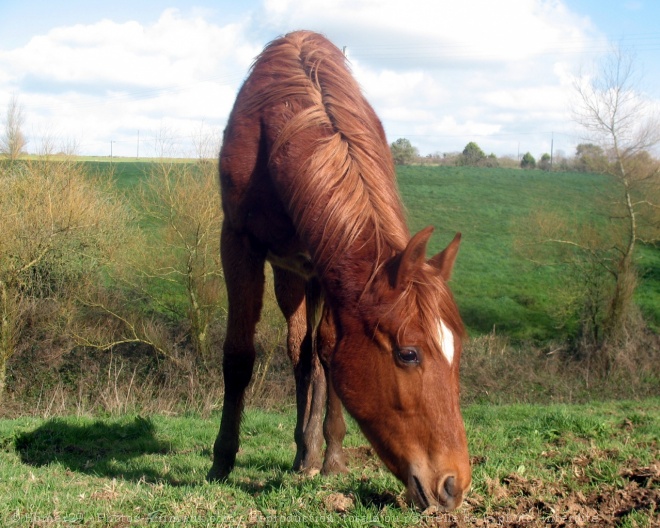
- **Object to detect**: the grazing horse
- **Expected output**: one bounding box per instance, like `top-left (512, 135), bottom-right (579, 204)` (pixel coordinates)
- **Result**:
top-left (208, 30), bottom-right (471, 511)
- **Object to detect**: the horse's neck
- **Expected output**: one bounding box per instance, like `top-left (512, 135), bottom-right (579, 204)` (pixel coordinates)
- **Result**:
top-left (317, 235), bottom-right (392, 309)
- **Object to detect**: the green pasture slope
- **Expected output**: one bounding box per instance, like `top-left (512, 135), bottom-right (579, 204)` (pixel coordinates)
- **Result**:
top-left (85, 159), bottom-right (157, 193)
top-left (97, 161), bottom-right (660, 341)
top-left (0, 399), bottom-right (657, 526)
top-left (396, 166), bottom-right (660, 340)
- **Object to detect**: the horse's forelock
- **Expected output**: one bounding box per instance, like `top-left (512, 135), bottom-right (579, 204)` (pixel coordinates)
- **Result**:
top-left (384, 270), bottom-right (464, 360)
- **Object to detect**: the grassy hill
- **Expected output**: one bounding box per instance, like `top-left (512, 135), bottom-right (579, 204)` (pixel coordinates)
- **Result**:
top-left (88, 161), bottom-right (659, 341)
top-left (396, 166), bottom-right (660, 340)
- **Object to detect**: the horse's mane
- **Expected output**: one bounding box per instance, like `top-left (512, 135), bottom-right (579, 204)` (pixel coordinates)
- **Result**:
top-left (238, 32), bottom-right (463, 342)
top-left (243, 31), bottom-right (410, 271)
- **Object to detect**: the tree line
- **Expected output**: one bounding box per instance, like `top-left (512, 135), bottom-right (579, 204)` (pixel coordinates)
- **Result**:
top-left (390, 137), bottom-right (657, 174)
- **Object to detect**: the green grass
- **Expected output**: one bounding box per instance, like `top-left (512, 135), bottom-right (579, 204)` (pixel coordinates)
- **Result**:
top-left (85, 161), bottom-right (153, 194)
top-left (396, 166), bottom-right (660, 339)
top-left (0, 399), bottom-right (657, 526)
top-left (76, 161), bottom-right (660, 342)
top-left (637, 244), bottom-right (660, 333)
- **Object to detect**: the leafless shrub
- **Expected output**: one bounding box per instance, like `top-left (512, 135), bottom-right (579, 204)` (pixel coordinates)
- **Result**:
top-left (1, 93), bottom-right (26, 161)
top-left (0, 156), bottom-right (131, 403)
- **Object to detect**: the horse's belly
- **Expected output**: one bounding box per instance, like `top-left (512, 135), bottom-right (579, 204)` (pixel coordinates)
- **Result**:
top-left (266, 250), bottom-right (316, 280)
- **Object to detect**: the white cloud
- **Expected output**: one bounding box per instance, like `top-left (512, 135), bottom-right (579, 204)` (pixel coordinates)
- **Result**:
top-left (4, 9), bottom-right (255, 87)
top-left (251, 0), bottom-right (603, 155)
top-left (0, 8), bottom-right (259, 156)
top-left (0, 1), bottom-right (621, 157)
top-left (261, 0), bottom-right (595, 61)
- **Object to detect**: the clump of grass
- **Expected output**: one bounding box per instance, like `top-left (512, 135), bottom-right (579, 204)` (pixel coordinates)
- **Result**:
top-left (461, 331), bottom-right (659, 405)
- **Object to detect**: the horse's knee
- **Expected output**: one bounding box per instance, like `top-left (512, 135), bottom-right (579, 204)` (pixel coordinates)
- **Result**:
top-left (223, 348), bottom-right (255, 394)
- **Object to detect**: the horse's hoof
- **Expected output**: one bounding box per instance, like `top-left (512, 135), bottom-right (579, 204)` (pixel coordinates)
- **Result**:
top-left (206, 466), bottom-right (230, 483)
top-left (322, 457), bottom-right (348, 476)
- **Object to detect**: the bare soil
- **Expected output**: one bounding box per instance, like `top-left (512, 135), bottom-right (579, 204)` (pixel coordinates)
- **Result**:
top-left (343, 446), bottom-right (659, 527)
top-left (424, 463), bottom-right (659, 527)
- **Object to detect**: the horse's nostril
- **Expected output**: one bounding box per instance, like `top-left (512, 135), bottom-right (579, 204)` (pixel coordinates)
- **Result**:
top-left (437, 475), bottom-right (459, 505)
top-left (443, 475), bottom-right (456, 498)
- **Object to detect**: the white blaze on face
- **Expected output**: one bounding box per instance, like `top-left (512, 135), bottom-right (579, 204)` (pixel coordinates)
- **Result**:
top-left (437, 320), bottom-right (454, 365)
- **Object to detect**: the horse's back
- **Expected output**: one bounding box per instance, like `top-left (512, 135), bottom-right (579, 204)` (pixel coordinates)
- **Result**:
top-left (218, 67), bottom-right (298, 255)
top-left (219, 30), bottom-right (405, 266)
top-left (218, 34), bottom-right (316, 255)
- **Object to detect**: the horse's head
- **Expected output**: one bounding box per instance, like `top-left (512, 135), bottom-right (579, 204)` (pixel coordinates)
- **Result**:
top-left (331, 227), bottom-right (471, 511)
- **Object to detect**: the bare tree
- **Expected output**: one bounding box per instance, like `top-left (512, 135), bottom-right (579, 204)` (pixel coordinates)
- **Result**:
top-left (515, 50), bottom-right (660, 375)
top-left (91, 156), bottom-right (225, 364)
top-left (71, 127), bottom-right (225, 365)
top-left (573, 48), bottom-right (660, 347)
top-left (192, 121), bottom-right (221, 163)
top-left (136, 159), bottom-right (224, 361)
top-left (1, 93), bottom-right (27, 161)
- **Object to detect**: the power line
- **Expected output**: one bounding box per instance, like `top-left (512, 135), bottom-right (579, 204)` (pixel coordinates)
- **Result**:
top-left (345, 33), bottom-right (660, 62)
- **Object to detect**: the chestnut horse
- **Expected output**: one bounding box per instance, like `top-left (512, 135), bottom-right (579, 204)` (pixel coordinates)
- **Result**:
top-left (208, 30), bottom-right (471, 510)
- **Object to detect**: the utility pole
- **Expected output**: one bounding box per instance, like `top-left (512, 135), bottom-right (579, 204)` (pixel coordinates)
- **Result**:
top-left (137, 130), bottom-right (140, 159)
top-left (550, 132), bottom-right (554, 171)
top-left (110, 140), bottom-right (114, 161)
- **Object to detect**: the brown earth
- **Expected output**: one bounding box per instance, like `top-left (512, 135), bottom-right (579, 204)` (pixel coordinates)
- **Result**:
top-left (424, 462), bottom-right (658, 527)
top-left (342, 446), bottom-right (659, 527)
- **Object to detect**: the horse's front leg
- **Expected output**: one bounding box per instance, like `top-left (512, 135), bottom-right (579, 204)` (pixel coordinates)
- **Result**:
top-left (274, 267), bottom-right (326, 474)
top-left (207, 223), bottom-right (265, 482)
top-left (318, 307), bottom-right (347, 475)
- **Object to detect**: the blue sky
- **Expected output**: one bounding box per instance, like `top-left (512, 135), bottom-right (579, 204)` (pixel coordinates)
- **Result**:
top-left (1, 0), bottom-right (658, 158)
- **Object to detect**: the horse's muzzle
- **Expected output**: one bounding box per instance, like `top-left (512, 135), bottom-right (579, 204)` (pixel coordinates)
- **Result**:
top-left (407, 468), bottom-right (471, 511)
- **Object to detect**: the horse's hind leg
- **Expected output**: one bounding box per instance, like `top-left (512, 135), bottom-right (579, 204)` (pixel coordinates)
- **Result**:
top-left (207, 222), bottom-right (265, 482)
top-left (273, 267), bottom-right (326, 475)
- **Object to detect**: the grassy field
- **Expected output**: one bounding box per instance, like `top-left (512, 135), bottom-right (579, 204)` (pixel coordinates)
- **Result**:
top-left (91, 161), bottom-right (660, 341)
top-left (0, 399), bottom-right (657, 527)
top-left (396, 166), bottom-right (660, 339)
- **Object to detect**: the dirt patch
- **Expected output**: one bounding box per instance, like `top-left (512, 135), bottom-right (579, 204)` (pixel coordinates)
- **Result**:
top-left (341, 444), bottom-right (658, 525)
top-left (342, 443), bottom-right (658, 526)
top-left (421, 463), bottom-right (659, 527)
top-left (345, 445), bottom-right (376, 466)
top-left (322, 492), bottom-right (355, 513)
top-left (621, 464), bottom-right (659, 487)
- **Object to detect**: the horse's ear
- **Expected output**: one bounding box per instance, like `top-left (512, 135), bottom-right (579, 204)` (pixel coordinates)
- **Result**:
top-left (429, 232), bottom-right (461, 281)
top-left (395, 226), bottom-right (434, 288)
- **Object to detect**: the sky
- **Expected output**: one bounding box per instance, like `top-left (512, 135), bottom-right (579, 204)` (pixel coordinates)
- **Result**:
top-left (1, 0), bottom-right (659, 159)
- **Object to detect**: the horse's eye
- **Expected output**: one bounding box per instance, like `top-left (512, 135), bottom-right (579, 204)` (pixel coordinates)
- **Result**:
top-left (396, 346), bottom-right (421, 365)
